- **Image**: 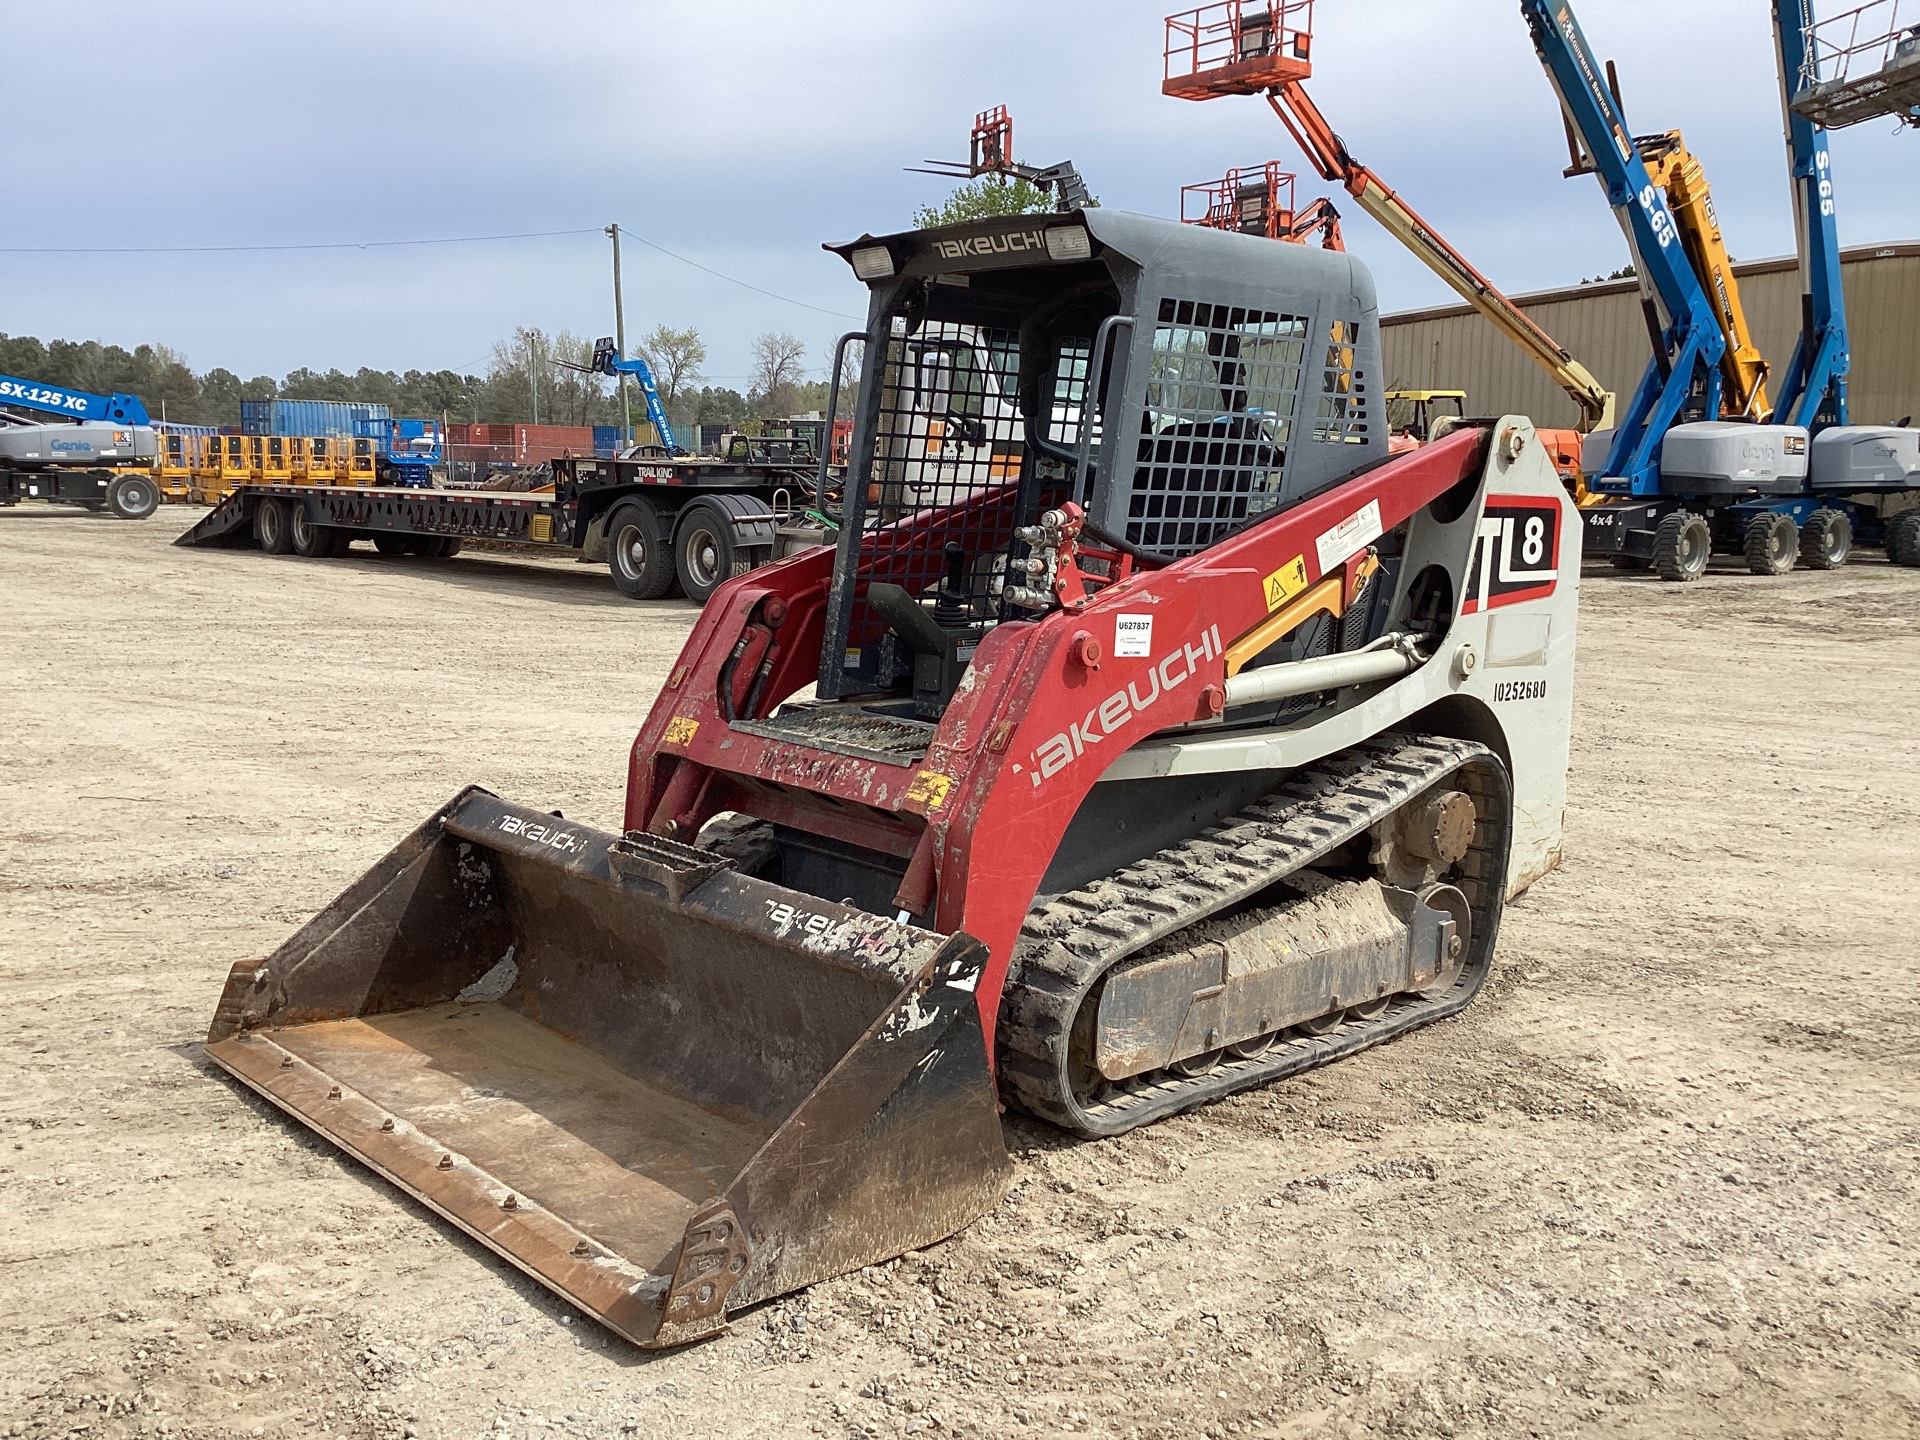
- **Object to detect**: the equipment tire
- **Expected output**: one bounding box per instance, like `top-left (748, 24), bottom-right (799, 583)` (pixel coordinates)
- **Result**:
top-left (254, 498), bottom-right (295, 554)
top-left (1799, 508), bottom-right (1851, 570)
top-left (1889, 512), bottom-right (1920, 567)
top-left (1744, 512), bottom-right (1798, 576)
top-left (607, 501), bottom-right (676, 600)
top-left (1651, 511), bottom-right (1710, 582)
top-left (373, 533), bottom-right (410, 556)
top-left (290, 505), bottom-right (342, 558)
top-left (674, 501), bottom-right (737, 604)
top-left (106, 473), bottom-right (160, 520)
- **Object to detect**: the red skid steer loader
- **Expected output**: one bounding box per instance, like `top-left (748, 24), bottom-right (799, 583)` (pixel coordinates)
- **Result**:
top-left (204, 206), bottom-right (1580, 1347)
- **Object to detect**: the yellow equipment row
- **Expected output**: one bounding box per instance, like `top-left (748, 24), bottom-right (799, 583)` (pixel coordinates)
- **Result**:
top-left (153, 434), bottom-right (382, 504)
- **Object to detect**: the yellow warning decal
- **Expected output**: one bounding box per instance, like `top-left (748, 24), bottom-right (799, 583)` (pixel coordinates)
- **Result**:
top-left (663, 716), bottom-right (700, 746)
top-left (906, 772), bottom-right (954, 809)
top-left (530, 514), bottom-right (553, 543)
top-left (1263, 556), bottom-right (1309, 612)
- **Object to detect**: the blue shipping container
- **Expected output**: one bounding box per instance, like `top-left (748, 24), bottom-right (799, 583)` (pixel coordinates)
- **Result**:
top-left (268, 399), bottom-right (392, 438)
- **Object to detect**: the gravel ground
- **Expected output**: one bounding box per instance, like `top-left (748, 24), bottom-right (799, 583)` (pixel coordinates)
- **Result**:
top-left (3, 503), bottom-right (1917, 1440)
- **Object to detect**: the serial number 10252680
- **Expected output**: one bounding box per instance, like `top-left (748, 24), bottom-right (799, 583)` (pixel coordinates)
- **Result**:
top-left (1492, 678), bottom-right (1548, 703)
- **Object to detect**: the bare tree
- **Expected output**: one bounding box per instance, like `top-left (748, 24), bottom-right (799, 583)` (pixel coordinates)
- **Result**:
top-left (639, 324), bottom-right (708, 418)
top-left (750, 332), bottom-right (807, 418)
top-left (822, 334), bottom-right (863, 393)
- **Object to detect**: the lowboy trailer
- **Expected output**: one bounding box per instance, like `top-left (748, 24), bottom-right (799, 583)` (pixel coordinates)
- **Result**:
top-left (175, 442), bottom-right (832, 603)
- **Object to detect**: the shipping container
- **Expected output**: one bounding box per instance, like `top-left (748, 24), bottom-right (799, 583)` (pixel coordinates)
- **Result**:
top-left (239, 400), bottom-right (393, 439)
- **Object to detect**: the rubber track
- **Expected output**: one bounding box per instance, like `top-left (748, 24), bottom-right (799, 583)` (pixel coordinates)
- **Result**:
top-left (997, 735), bottom-right (1512, 1138)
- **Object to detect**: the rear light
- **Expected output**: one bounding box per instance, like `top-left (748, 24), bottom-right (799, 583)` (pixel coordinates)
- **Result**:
top-left (1044, 226), bottom-right (1093, 262)
top-left (851, 246), bottom-right (896, 281)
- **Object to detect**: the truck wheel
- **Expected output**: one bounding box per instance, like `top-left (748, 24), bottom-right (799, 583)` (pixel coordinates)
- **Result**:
top-left (608, 501), bottom-right (676, 600)
top-left (290, 505), bottom-right (342, 558)
top-left (1651, 511), bottom-right (1710, 582)
top-left (675, 502), bottom-right (737, 604)
top-left (255, 498), bottom-right (295, 554)
top-left (1744, 512), bottom-right (1798, 576)
top-left (1798, 508), bottom-right (1851, 571)
top-left (107, 473), bottom-right (160, 520)
top-left (373, 533), bottom-right (410, 556)
top-left (1888, 512), bottom-right (1920, 567)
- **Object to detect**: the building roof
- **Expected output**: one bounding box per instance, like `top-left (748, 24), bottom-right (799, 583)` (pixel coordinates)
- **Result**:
top-left (1382, 240), bottom-right (1920, 326)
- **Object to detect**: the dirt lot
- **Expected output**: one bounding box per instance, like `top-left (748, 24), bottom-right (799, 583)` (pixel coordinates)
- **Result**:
top-left (3, 504), bottom-right (1917, 1440)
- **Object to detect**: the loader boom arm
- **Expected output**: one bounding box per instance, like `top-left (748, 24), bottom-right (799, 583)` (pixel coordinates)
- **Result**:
top-left (1265, 82), bottom-right (1614, 433)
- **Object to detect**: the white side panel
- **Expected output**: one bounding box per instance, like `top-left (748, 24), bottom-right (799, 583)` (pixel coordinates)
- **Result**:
top-left (1098, 418), bottom-right (1581, 899)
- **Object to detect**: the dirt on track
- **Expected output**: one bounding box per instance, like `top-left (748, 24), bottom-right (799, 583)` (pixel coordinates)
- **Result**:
top-left (3, 505), bottom-right (1917, 1440)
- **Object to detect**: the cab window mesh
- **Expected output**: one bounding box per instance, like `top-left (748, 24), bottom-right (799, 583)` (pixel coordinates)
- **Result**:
top-left (1312, 318), bottom-right (1371, 445)
top-left (1126, 299), bottom-right (1308, 556)
top-left (830, 324), bottom-right (1085, 687)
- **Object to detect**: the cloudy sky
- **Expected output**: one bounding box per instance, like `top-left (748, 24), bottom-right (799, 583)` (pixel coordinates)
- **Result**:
top-left (9, 0), bottom-right (1914, 387)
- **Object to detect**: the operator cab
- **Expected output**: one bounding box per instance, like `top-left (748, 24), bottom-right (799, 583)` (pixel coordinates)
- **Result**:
top-left (813, 207), bottom-right (1386, 722)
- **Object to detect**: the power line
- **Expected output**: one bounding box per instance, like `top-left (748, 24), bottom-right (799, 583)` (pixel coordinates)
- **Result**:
top-left (3, 221), bottom-right (865, 321)
top-left (618, 229), bottom-right (864, 322)
top-left (0, 228), bottom-right (603, 255)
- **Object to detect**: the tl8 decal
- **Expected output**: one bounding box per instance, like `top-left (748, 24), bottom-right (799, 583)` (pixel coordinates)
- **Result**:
top-left (1464, 500), bottom-right (1561, 615)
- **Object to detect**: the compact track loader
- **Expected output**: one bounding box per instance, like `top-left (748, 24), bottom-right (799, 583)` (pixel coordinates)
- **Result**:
top-left (205, 207), bottom-right (1580, 1347)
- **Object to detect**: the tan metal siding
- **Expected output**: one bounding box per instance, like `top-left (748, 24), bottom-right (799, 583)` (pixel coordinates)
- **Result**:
top-left (1381, 246), bottom-right (1920, 430)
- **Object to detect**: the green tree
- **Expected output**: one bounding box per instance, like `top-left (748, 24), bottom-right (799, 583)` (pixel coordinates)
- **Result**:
top-left (915, 176), bottom-right (1058, 228)
top-left (638, 324), bottom-right (708, 423)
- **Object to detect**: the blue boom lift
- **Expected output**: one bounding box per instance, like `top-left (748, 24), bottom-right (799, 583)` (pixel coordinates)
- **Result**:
top-left (0, 374), bottom-right (161, 519)
top-left (588, 337), bottom-right (687, 456)
top-left (1524, 0), bottom-right (1920, 578)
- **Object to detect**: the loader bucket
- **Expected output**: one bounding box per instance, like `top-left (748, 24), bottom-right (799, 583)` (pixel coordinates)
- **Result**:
top-left (204, 788), bottom-right (1010, 1348)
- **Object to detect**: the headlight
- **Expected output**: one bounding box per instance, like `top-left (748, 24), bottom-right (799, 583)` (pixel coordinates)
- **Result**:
top-left (1043, 226), bottom-right (1093, 262)
top-left (851, 246), bottom-right (896, 281)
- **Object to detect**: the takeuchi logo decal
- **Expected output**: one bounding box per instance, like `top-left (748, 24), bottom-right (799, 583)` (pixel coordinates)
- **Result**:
top-left (1021, 624), bottom-right (1224, 787)
top-left (929, 230), bottom-right (1048, 262)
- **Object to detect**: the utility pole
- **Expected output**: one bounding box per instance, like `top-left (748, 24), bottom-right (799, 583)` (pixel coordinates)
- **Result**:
top-left (606, 223), bottom-right (634, 445)
top-left (526, 332), bottom-right (540, 426)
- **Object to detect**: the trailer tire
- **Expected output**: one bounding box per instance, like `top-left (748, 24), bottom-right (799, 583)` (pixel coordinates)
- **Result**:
top-left (290, 505), bottom-right (343, 558)
top-left (255, 498), bottom-right (295, 554)
top-left (608, 501), bottom-right (676, 600)
top-left (106, 473), bottom-right (160, 520)
top-left (1651, 511), bottom-right (1710, 582)
top-left (1798, 508), bottom-right (1851, 571)
top-left (373, 533), bottom-right (410, 556)
top-left (1744, 512), bottom-right (1798, 576)
top-left (674, 502), bottom-right (739, 604)
top-left (1888, 512), bottom-right (1920, 567)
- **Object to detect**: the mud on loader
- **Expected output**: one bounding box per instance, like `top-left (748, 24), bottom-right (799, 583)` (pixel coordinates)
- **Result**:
top-left (203, 207), bottom-right (1580, 1348)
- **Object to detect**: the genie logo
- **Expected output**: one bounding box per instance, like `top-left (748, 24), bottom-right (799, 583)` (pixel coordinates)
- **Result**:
top-left (50, 439), bottom-right (95, 453)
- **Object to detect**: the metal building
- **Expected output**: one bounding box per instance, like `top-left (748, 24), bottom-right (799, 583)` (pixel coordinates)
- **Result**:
top-left (1381, 241), bottom-right (1920, 430)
